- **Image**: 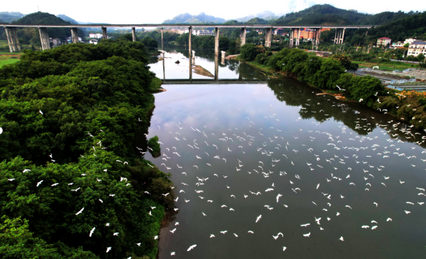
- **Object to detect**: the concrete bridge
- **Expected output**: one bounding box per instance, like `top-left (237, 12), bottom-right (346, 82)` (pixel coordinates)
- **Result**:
top-left (1, 23), bottom-right (374, 56)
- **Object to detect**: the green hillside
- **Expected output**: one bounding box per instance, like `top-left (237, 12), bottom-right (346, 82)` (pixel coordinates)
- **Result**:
top-left (163, 12), bottom-right (225, 24)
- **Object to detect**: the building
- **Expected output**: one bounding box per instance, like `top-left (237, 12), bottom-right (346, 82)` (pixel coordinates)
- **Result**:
top-left (89, 33), bottom-right (103, 39)
top-left (392, 38), bottom-right (417, 48)
top-left (88, 39), bottom-right (98, 45)
top-left (194, 30), bottom-right (214, 36)
top-left (377, 37), bottom-right (392, 47)
top-left (407, 41), bottom-right (426, 57)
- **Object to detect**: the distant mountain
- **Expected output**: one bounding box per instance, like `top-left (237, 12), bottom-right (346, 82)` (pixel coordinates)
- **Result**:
top-left (57, 14), bottom-right (79, 24)
top-left (274, 4), bottom-right (369, 25)
top-left (237, 11), bottom-right (282, 22)
top-left (12, 12), bottom-right (85, 39)
top-left (0, 12), bottom-right (25, 23)
top-left (163, 12), bottom-right (226, 24)
top-left (273, 4), bottom-right (412, 26)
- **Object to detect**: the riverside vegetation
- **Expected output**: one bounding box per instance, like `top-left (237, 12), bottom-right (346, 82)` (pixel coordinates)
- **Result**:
top-left (0, 38), bottom-right (175, 258)
top-left (240, 44), bottom-right (426, 133)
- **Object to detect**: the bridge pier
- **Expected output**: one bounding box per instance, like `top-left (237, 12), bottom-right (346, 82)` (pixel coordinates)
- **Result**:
top-left (161, 28), bottom-right (164, 50)
top-left (295, 28), bottom-right (301, 46)
top-left (240, 27), bottom-right (246, 46)
top-left (38, 27), bottom-right (50, 50)
top-left (132, 27), bottom-right (136, 41)
top-left (214, 27), bottom-right (219, 56)
top-left (5, 27), bottom-right (21, 52)
top-left (188, 26), bottom-right (192, 57)
top-left (289, 28), bottom-right (294, 47)
top-left (265, 27), bottom-right (272, 48)
top-left (71, 28), bottom-right (78, 43)
top-left (315, 29), bottom-right (321, 46)
top-left (102, 27), bottom-right (107, 40)
top-left (334, 28), bottom-right (346, 44)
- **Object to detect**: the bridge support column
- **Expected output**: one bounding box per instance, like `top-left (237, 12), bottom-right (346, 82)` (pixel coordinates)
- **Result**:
top-left (339, 28), bottom-right (346, 44)
top-left (214, 53), bottom-right (219, 81)
top-left (5, 27), bottom-right (21, 52)
top-left (189, 26), bottom-right (192, 81)
top-left (188, 26), bottom-right (192, 57)
top-left (71, 28), bottom-right (79, 43)
top-left (214, 27), bottom-right (219, 56)
top-left (161, 28), bottom-right (164, 50)
top-left (315, 29), bottom-right (321, 47)
top-left (102, 27), bottom-right (107, 40)
top-left (295, 28), bottom-right (300, 46)
top-left (265, 27), bottom-right (272, 48)
top-left (240, 27), bottom-right (246, 46)
top-left (38, 27), bottom-right (50, 50)
top-left (132, 27), bottom-right (136, 41)
top-left (289, 28), bottom-right (294, 47)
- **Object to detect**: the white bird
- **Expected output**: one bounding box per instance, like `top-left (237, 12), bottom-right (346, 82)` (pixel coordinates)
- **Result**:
top-left (276, 193), bottom-right (282, 203)
top-left (170, 252), bottom-right (176, 256)
top-left (339, 236), bottom-right (344, 241)
top-left (170, 228), bottom-right (177, 233)
top-left (106, 247), bottom-right (112, 253)
top-left (303, 232), bottom-right (311, 237)
top-left (210, 234), bottom-right (215, 238)
top-left (89, 227), bottom-right (95, 237)
top-left (113, 232), bottom-right (119, 236)
top-left (220, 230), bottom-right (227, 234)
top-left (255, 214), bottom-right (262, 223)
top-left (36, 180), bottom-right (43, 187)
top-left (248, 230), bottom-right (254, 234)
top-left (283, 246), bottom-right (287, 251)
top-left (75, 207), bottom-right (84, 215)
top-left (187, 244), bottom-right (197, 251)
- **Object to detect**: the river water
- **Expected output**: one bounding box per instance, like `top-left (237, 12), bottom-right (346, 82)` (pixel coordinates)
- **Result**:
top-left (146, 50), bottom-right (426, 258)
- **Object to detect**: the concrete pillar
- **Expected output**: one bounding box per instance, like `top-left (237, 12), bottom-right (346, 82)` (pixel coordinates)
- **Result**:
top-left (316, 29), bottom-right (321, 46)
top-left (188, 26), bottom-right (192, 58)
top-left (71, 28), bottom-right (78, 43)
top-left (132, 27), bottom-right (136, 42)
top-left (161, 28), bottom-right (164, 50)
top-left (265, 27), bottom-right (272, 48)
top-left (340, 28), bottom-right (346, 44)
top-left (334, 29), bottom-right (337, 44)
top-left (240, 27), bottom-right (246, 46)
top-left (102, 27), bottom-right (107, 40)
top-left (5, 27), bottom-right (21, 52)
top-left (295, 28), bottom-right (300, 46)
top-left (221, 50), bottom-right (226, 65)
top-left (38, 27), bottom-right (50, 50)
top-left (214, 54), bottom-right (219, 81)
top-left (214, 27), bottom-right (219, 56)
top-left (289, 28), bottom-right (294, 47)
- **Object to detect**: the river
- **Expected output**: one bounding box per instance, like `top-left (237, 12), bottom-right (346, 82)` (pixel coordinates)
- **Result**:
top-left (145, 49), bottom-right (426, 258)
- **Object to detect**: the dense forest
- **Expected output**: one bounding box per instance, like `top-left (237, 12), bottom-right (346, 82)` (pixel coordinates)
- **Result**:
top-left (0, 39), bottom-right (174, 258)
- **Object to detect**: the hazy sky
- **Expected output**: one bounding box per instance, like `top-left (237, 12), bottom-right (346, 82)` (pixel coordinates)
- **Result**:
top-left (2, 0), bottom-right (425, 24)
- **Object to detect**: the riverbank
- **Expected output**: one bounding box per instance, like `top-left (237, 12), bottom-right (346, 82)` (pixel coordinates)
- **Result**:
top-left (239, 48), bottom-right (426, 132)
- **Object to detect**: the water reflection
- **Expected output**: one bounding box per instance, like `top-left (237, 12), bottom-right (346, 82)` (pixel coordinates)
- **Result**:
top-left (146, 50), bottom-right (426, 259)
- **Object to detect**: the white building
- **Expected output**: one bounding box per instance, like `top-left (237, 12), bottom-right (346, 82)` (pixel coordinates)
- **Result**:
top-left (194, 30), bottom-right (214, 36)
top-left (407, 41), bottom-right (426, 57)
top-left (89, 33), bottom-right (103, 39)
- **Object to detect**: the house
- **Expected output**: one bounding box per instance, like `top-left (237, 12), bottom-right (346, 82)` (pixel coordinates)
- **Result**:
top-left (50, 38), bottom-right (62, 47)
top-left (407, 41), bottom-right (426, 57)
top-left (194, 30), bottom-right (214, 36)
top-left (89, 39), bottom-right (98, 45)
top-left (89, 33), bottom-right (103, 39)
top-left (377, 37), bottom-right (391, 47)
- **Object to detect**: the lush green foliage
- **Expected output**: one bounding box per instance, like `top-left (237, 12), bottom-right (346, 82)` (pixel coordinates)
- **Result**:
top-left (148, 136), bottom-right (161, 157)
top-left (240, 44), bottom-right (266, 61)
top-left (0, 40), bottom-right (174, 258)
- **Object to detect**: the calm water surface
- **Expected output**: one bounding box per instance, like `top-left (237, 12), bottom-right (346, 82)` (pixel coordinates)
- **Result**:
top-left (146, 51), bottom-right (426, 258)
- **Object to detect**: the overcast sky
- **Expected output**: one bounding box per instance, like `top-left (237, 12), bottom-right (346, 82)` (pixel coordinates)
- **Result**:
top-left (2, 0), bottom-right (425, 24)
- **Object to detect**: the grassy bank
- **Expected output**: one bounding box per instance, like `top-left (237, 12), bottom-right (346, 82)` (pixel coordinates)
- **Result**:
top-left (352, 60), bottom-right (418, 71)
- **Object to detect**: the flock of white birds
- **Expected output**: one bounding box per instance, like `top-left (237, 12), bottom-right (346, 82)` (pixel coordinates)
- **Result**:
top-left (148, 92), bottom-right (426, 258)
